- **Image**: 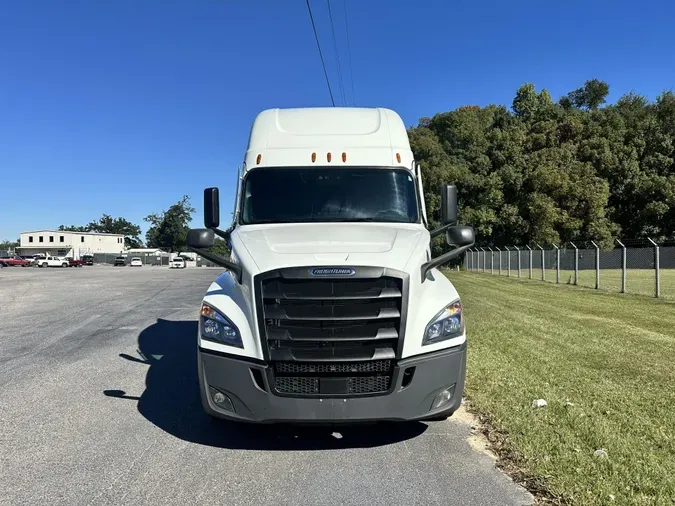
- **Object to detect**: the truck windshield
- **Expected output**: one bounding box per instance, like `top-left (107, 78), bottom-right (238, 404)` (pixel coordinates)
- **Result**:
top-left (241, 167), bottom-right (419, 224)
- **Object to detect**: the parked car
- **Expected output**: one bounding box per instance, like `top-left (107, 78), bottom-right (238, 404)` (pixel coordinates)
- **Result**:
top-left (113, 256), bottom-right (126, 266)
top-left (130, 257), bottom-right (143, 267)
top-left (35, 255), bottom-right (69, 268)
top-left (64, 257), bottom-right (86, 267)
top-left (0, 256), bottom-right (33, 267)
top-left (81, 254), bottom-right (94, 266)
top-left (169, 257), bottom-right (186, 269)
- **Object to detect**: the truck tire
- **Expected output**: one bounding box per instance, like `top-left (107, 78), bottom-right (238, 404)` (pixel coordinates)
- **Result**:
top-left (39, 263), bottom-right (45, 268)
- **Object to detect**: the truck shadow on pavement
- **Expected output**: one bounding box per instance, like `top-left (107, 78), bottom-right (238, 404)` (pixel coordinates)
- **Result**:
top-left (104, 318), bottom-right (427, 450)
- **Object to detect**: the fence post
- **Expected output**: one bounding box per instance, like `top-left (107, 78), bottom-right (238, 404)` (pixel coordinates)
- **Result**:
top-left (482, 247), bottom-right (487, 273)
top-left (616, 239), bottom-right (626, 293)
top-left (505, 246), bottom-right (511, 277)
top-left (526, 245), bottom-right (532, 279)
top-left (648, 238), bottom-right (660, 298)
top-left (497, 247), bottom-right (502, 275)
top-left (590, 241), bottom-right (600, 289)
top-left (570, 242), bottom-right (579, 285)
top-left (553, 244), bottom-right (560, 284)
top-left (488, 247), bottom-right (494, 275)
top-left (536, 244), bottom-right (544, 281)
top-left (515, 246), bottom-right (521, 278)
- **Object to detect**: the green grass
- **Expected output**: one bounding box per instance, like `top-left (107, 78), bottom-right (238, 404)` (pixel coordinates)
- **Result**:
top-left (486, 268), bottom-right (675, 301)
top-left (445, 271), bottom-right (675, 505)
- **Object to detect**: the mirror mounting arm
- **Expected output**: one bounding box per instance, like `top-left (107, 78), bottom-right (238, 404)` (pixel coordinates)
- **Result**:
top-left (211, 227), bottom-right (230, 241)
top-left (429, 222), bottom-right (455, 239)
top-left (187, 246), bottom-right (243, 284)
top-left (420, 243), bottom-right (473, 283)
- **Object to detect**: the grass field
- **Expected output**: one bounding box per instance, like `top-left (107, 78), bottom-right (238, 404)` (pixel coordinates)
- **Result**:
top-left (483, 268), bottom-right (675, 301)
top-left (446, 271), bottom-right (675, 505)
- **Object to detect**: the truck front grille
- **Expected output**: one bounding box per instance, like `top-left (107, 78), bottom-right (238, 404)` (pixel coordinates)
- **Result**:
top-left (275, 377), bottom-right (319, 395)
top-left (255, 267), bottom-right (408, 397)
top-left (275, 360), bottom-right (391, 374)
top-left (274, 373), bottom-right (392, 395)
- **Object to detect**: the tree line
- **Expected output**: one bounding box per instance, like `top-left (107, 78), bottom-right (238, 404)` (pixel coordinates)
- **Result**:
top-left (57, 195), bottom-right (229, 255)
top-left (409, 79), bottom-right (675, 251)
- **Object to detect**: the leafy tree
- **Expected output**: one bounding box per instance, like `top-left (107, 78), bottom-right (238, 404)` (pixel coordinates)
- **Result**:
top-left (58, 225), bottom-right (90, 232)
top-left (144, 195), bottom-right (196, 252)
top-left (1, 239), bottom-right (19, 251)
top-left (410, 79), bottom-right (675, 251)
top-left (565, 78), bottom-right (610, 110)
top-left (209, 237), bottom-right (231, 257)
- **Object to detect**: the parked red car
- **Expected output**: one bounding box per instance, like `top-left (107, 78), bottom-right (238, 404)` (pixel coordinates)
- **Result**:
top-left (0, 256), bottom-right (33, 267)
top-left (65, 257), bottom-right (87, 267)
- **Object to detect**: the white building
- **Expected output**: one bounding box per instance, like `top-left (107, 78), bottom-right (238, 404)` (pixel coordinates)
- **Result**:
top-left (18, 230), bottom-right (125, 259)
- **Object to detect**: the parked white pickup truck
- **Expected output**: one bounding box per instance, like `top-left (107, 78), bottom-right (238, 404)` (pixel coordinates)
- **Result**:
top-left (35, 256), bottom-right (69, 268)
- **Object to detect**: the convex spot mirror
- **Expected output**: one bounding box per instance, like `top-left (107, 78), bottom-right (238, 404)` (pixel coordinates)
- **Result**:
top-left (187, 228), bottom-right (215, 249)
top-left (446, 226), bottom-right (474, 247)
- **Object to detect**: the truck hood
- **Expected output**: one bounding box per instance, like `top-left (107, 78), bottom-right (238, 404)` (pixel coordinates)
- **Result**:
top-left (235, 223), bottom-right (427, 273)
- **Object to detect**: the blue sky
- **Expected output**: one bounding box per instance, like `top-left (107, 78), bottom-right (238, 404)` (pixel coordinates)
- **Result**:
top-left (1, 0), bottom-right (674, 241)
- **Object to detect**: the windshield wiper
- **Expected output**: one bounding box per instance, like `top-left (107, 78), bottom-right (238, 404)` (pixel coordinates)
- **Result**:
top-left (248, 219), bottom-right (304, 224)
top-left (332, 217), bottom-right (413, 223)
top-left (248, 217), bottom-right (412, 224)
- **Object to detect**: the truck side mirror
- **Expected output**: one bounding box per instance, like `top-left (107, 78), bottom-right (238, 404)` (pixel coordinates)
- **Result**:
top-left (187, 228), bottom-right (215, 249)
top-left (440, 184), bottom-right (457, 225)
top-left (446, 226), bottom-right (474, 247)
top-left (204, 187), bottom-right (220, 229)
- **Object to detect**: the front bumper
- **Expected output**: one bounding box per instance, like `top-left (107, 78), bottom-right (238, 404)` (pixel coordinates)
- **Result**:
top-left (198, 343), bottom-right (466, 423)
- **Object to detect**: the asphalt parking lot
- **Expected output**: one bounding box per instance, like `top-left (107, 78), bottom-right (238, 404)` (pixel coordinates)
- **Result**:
top-left (0, 266), bottom-right (532, 506)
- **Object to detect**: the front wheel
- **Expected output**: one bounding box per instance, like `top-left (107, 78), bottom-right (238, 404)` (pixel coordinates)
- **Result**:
top-left (62, 263), bottom-right (68, 268)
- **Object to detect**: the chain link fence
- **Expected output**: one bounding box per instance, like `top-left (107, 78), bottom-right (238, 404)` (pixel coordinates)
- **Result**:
top-left (90, 252), bottom-right (222, 268)
top-left (92, 253), bottom-right (169, 266)
top-left (465, 239), bottom-right (675, 301)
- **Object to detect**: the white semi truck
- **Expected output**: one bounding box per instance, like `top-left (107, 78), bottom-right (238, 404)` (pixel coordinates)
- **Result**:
top-left (187, 107), bottom-right (475, 423)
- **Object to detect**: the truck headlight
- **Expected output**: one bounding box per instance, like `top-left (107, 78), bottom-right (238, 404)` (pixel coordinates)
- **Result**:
top-left (423, 300), bottom-right (464, 345)
top-left (199, 303), bottom-right (243, 348)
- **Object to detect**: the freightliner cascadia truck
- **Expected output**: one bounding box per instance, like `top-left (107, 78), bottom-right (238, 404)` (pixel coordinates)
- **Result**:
top-left (187, 107), bottom-right (475, 423)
